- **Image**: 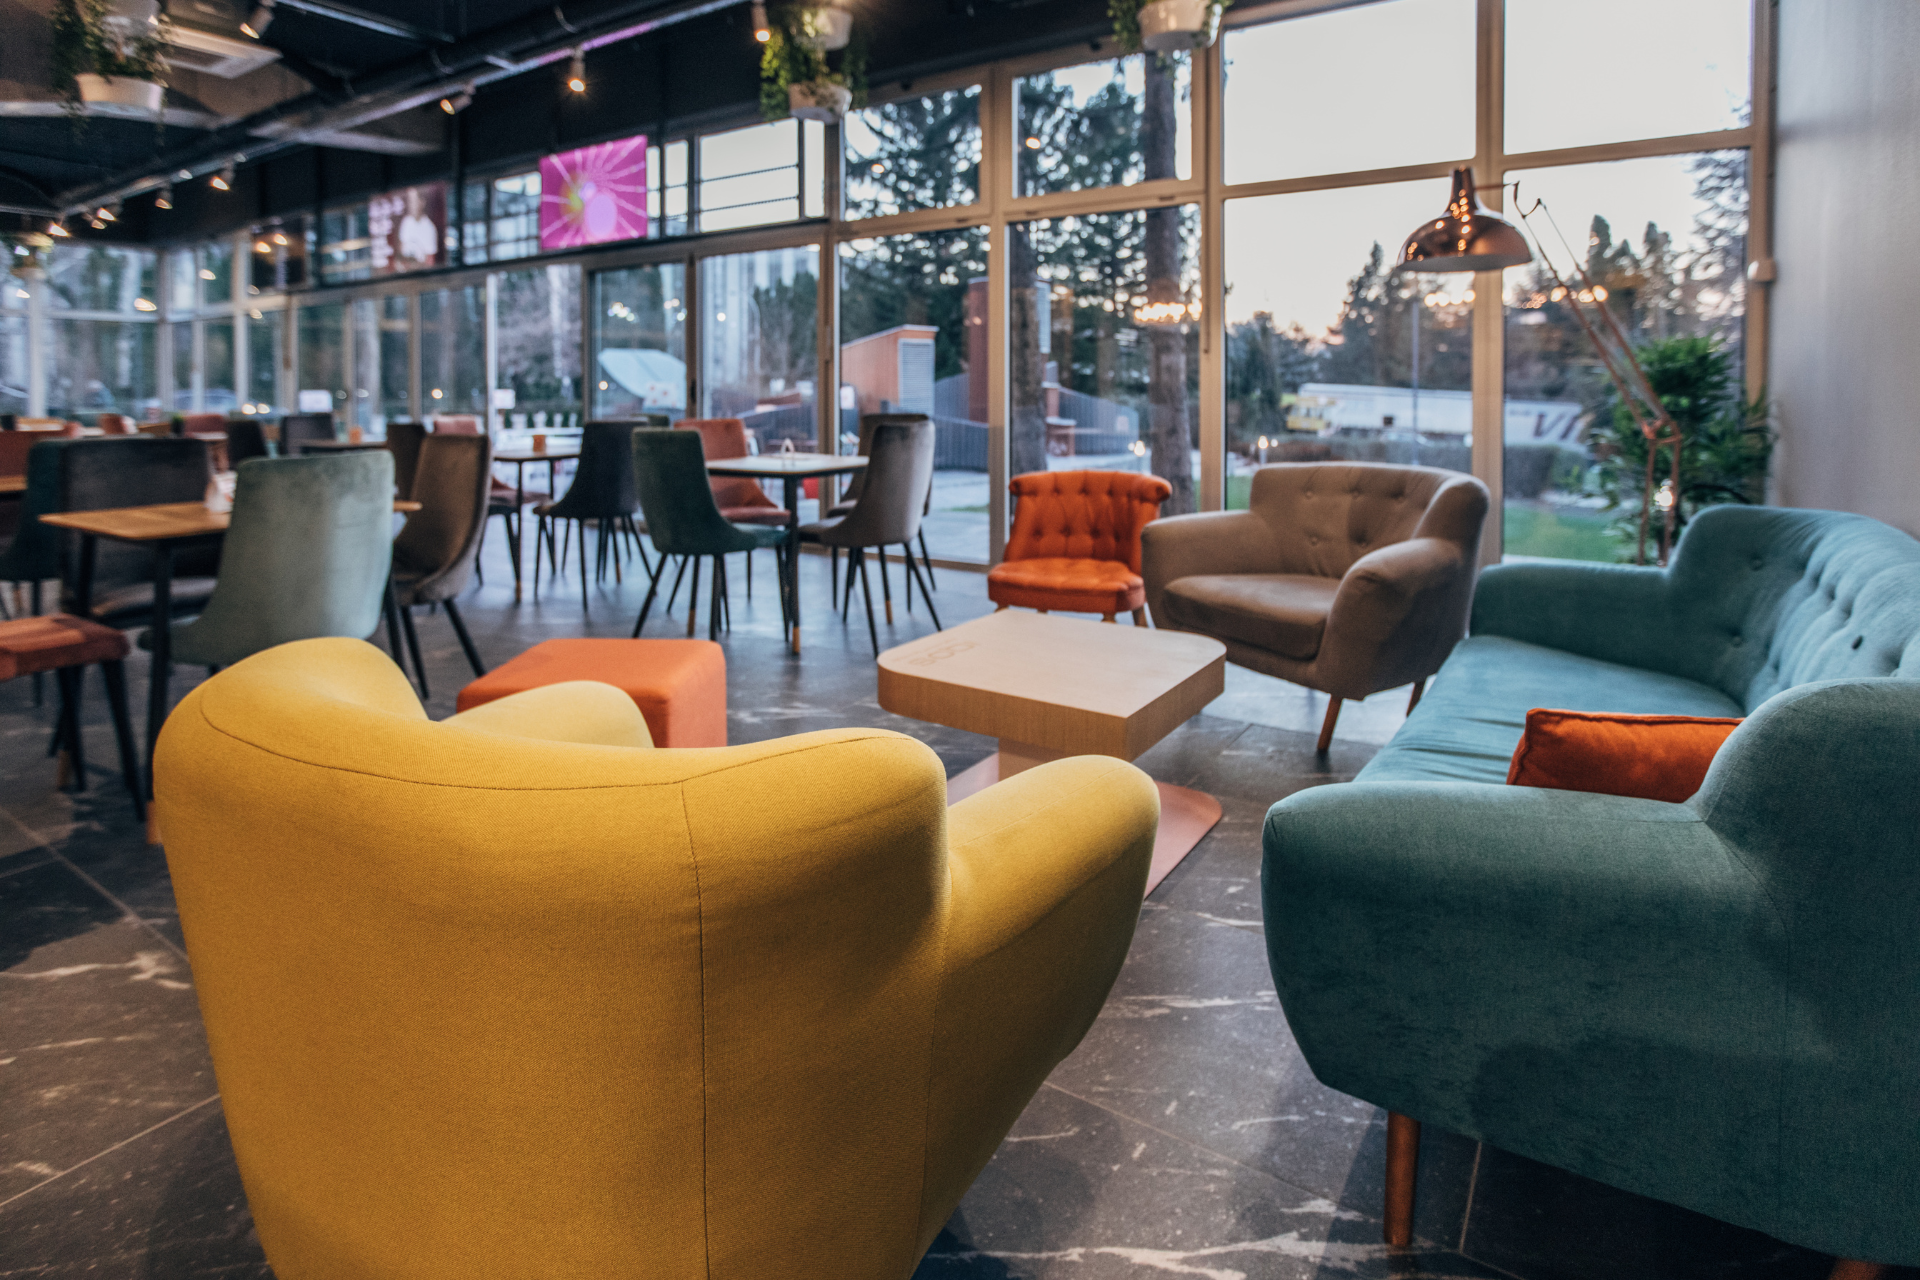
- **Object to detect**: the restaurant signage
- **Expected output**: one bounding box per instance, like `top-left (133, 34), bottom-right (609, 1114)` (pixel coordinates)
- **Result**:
top-left (539, 135), bottom-right (648, 250)
top-left (369, 182), bottom-right (446, 275)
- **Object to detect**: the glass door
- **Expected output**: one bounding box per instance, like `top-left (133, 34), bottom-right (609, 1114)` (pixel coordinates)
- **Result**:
top-left (698, 245), bottom-right (819, 451)
top-left (590, 263), bottom-right (687, 420)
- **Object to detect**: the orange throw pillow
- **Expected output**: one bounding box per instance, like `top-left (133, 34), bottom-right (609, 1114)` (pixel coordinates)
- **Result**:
top-left (1506, 709), bottom-right (1743, 803)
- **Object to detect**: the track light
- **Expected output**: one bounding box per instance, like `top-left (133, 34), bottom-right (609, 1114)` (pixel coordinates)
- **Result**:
top-left (751, 1), bottom-right (769, 41)
top-left (48, 219), bottom-right (69, 237)
top-left (89, 212), bottom-right (106, 230)
top-left (240, 0), bottom-right (274, 38)
top-left (97, 203), bottom-right (117, 223)
top-left (440, 86), bottom-right (472, 114)
top-left (566, 48), bottom-right (586, 93)
top-left (154, 183), bottom-right (172, 210)
top-left (211, 164), bottom-right (234, 191)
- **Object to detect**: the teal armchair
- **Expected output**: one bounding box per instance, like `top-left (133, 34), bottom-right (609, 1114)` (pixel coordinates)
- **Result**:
top-left (1262, 506), bottom-right (1920, 1274)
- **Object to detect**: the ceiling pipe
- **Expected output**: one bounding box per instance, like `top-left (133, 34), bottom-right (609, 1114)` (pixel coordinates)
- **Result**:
top-left (50, 0), bottom-right (747, 216)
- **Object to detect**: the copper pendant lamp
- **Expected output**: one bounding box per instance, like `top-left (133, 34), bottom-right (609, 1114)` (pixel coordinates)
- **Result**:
top-left (1395, 167), bottom-right (1532, 273)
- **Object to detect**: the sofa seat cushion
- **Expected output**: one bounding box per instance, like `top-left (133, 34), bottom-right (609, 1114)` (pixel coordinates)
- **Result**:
top-left (1359, 634), bottom-right (1743, 786)
top-left (1161, 573), bottom-right (1339, 659)
top-left (987, 558), bottom-right (1144, 614)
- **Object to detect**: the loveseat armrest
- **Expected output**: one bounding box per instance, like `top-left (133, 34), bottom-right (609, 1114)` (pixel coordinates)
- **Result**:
top-left (1141, 509), bottom-right (1276, 629)
top-left (1469, 559), bottom-right (1675, 667)
top-left (1262, 781), bottom-right (1785, 1222)
top-left (918, 756), bottom-right (1158, 1251)
top-left (1315, 536), bottom-right (1475, 695)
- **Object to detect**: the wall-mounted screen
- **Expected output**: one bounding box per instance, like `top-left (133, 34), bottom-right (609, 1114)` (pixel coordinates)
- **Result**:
top-left (369, 182), bottom-right (445, 274)
top-left (540, 135), bottom-right (649, 250)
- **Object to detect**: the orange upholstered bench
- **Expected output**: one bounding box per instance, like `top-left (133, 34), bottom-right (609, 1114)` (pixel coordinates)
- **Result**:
top-left (455, 638), bottom-right (727, 747)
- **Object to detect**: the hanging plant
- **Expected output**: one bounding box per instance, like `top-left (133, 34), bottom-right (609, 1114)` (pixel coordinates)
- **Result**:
top-left (51, 0), bottom-right (171, 114)
top-left (1109, 0), bottom-right (1230, 54)
top-left (758, 5), bottom-right (866, 124)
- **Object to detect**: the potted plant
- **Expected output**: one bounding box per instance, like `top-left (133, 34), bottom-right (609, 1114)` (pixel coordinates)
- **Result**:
top-left (759, 5), bottom-right (864, 124)
top-left (1110, 0), bottom-right (1231, 53)
top-left (51, 0), bottom-right (170, 115)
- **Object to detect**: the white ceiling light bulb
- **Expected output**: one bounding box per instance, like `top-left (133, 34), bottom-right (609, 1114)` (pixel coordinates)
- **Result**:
top-left (440, 86), bottom-right (473, 114)
top-left (48, 219), bottom-right (69, 237)
top-left (567, 48), bottom-right (586, 93)
top-left (154, 183), bottom-right (172, 210)
top-left (751, 1), bottom-right (770, 42)
top-left (211, 163), bottom-right (234, 191)
top-left (241, 0), bottom-right (274, 38)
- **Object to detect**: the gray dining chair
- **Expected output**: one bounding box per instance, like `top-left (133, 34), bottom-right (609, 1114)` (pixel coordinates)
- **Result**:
top-left (828, 412), bottom-right (939, 597)
top-left (799, 418), bottom-right (939, 654)
top-left (278, 413), bottom-right (338, 455)
top-left (390, 432), bottom-right (490, 693)
top-left (153, 452), bottom-right (395, 670)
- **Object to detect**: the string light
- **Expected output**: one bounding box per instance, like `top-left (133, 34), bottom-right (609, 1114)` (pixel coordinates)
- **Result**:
top-left (566, 48), bottom-right (586, 93)
top-left (153, 183), bottom-right (172, 210)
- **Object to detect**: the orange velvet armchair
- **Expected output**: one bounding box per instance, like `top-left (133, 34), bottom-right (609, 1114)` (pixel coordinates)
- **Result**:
top-left (988, 470), bottom-right (1172, 624)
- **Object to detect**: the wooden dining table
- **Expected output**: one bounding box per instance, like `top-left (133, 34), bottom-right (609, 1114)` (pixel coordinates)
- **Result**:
top-left (705, 452), bottom-right (867, 655)
top-left (39, 498), bottom-right (423, 792)
top-left (494, 446), bottom-right (581, 602)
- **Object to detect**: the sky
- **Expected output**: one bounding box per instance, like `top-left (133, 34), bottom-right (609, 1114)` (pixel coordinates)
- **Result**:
top-left (1219, 0), bottom-right (1752, 331)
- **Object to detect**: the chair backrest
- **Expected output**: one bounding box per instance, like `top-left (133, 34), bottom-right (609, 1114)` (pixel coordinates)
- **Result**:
top-left (225, 419), bottom-right (271, 466)
top-left (52, 436), bottom-right (219, 597)
top-left (177, 453), bottom-right (396, 665)
top-left (631, 428), bottom-right (756, 556)
top-left (0, 431), bottom-right (36, 477)
top-left (179, 412), bottom-right (228, 436)
top-left (280, 413), bottom-right (338, 454)
top-left (676, 417), bottom-right (777, 512)
top-left (95, 413), bottom-right (136, 435)
top-left (841, 412), bottom-right (930, 508)
top-left (392, 434), bottom-right (490, 604)
top-left (548, 421), bottom-right (639, 520)
top-left (831, 419), bottom-right (936, 547)
top-left (153, 637), bottom-right (958, 1277)
top-left (1245, 461), bottom-right (1484, 580)
top-left (429, 415), bottom-right (482, 435)
top-left (384, 421), bottom-right (428, 500)
top-left (1004, 470), bottom-right (1173, 574)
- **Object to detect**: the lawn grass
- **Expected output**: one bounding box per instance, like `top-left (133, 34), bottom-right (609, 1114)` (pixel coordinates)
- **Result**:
top-left (1502, 502), bottom-right (1625, 562)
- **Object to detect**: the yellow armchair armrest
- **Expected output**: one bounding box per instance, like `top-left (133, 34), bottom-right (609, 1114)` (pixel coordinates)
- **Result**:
top-left (443, 680), bottom-right (654, 749)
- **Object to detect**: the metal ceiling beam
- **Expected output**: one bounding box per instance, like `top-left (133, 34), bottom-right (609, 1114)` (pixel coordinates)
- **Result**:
top-left (270, 0), bottom-right (454, 43)
top-left (47, 0), bottom-right (745, 217)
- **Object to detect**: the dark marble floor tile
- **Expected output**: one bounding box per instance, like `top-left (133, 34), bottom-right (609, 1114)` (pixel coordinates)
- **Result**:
top-left (1148, 793), bottom-right (1271, 927)
top-left (1131, 714), bottom-right (1254, 791)
top-left (1459, 1145), bottom-right (1861, 1280)
top-left (1, 908), bottom-right (216, 1205)
top-left (1207, 668), bottom-right (1414, 749)
top-left (916, 1085), bottom-right (1506, 1279)
top-left (1044, 902), bottom-right (1477, 1248)
top-left (0, 1097), bottom-right (266, 1279)
top-left (1190, 722), bottom-right (1376, 804)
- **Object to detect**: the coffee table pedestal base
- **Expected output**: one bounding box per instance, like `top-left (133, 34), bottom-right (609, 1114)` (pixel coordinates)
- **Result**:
top-left (945, 740), bottom-right (1222, 896)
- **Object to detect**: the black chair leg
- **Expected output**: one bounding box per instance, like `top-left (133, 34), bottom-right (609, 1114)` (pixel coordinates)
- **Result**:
top-left (718, 556), bottom-right (731, 632)
top-left (31, 580), bottom-right (42, 706)
top-left (54, 665), bottom-right (86, 791)
top-left (398, 604), bottom-right (429, 700)
top-left (666, 556), bottom-right (689, 614)
top-left (383, 580), bottom-right (414, 689)
top-left (856, 548), bottom-right (880, 655)
top-left (878, 546), bottom-right (893, 626)
top-left (631, 554), bottom-right (666, 636)
top-left (474, 516), bottom-right (487, 586)
top-left (830, 547), bottom-right (840, 609)
top-left (746, 549), bottom-right (752, 600)
top-left (685, 557), bottom-right (702, 638)
top-left (919, 529), bottom-right (937, 590)
top-left (578, 517), bottom-right (590, 614)
top-left (444, 599), bottom-right (486, 677)
top-left (901, 545), bottom-right (915, 614)
top-left (708, 556), bottom-right (724, 641)
top-left (99, 659), bottom-right (144, 820)
top-left (904, 553), bottom-right (942, 631)
top-left (627, 516), bottom-right (654, 578)
top-left (842, 547), bottom-right (857, 622)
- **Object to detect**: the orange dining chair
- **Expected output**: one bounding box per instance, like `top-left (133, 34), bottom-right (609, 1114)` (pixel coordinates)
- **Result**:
top-left (988, 470), bottom-right (1173, 625)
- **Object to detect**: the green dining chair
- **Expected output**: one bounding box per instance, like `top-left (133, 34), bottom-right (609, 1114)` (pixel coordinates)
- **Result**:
top-left (149, 452), bottom-right (397, 670)
top-left (629, 429), bottom-right (788, 641)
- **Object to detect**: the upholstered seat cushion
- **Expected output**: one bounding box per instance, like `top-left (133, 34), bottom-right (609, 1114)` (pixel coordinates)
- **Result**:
top-left (988, 558), bottom-right (1145, 614)
top-left (0, 612), bottom-right (129, 679)
top-left (455, 637), bottom-right (727, 747)
top-left (720, 505), bottom-right (789, 526)
top-left (1160, 573), bottom-right (1341, 660)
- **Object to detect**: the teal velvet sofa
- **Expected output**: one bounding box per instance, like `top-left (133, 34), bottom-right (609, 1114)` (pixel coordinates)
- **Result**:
top-left (1261, 505), bottom-right (1920, 1271)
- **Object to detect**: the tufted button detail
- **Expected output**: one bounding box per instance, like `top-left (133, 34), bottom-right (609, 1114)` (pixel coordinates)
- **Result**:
top-left (1751, 557), bottom-right (1764, 570)
top-left (1308, 534), bottom-right (1320, 545)
top-left (1853, 635), bottom-right (1865, 650)
top-left (1729, 634), bottom-right (1743, 647)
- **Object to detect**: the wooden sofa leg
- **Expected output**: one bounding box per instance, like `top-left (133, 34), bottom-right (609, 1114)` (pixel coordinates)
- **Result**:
top-left (1828, 1261), bottom-right (1887, 1280)
top-left (1102, 612), bottom-right (1116, 623)
top-left (1385, 1112), bottom-right (1419, 1248)
top-left (1131, 607), bottom-right (1148, 627)
top-left (1316, 697), bottom-right (1343, 755)
top-left (1407, 678), bottom-right (1426, 713)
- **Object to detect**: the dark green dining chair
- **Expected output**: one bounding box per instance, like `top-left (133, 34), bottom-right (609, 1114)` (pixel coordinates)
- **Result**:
top-left (390, 433), bottom-right (490, 693)
top-left (629, 429), bottom-right (787, 641)
top-left (532, 421), bottom-right (649, 612)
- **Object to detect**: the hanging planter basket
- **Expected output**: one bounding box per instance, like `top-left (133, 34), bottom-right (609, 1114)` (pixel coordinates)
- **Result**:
top-left (1138, 0), bottom-right (1222, 51)
top-left (75, 73), bottom-right (163, 111)
top-left (788, 79), bottom-right (851, 123)
top-left (794, 6), bottom-right (852, 51)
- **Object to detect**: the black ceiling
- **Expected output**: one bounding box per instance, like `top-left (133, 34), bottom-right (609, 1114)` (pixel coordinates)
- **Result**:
top-left (4, 0), bottom-right (1112, 245)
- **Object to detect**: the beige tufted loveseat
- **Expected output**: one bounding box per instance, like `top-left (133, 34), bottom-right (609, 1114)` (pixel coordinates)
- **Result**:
top-left (1142, 462), bottom-right (1489, 751)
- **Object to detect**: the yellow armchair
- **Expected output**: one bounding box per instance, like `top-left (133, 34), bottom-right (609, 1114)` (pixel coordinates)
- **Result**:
top-left (155, 638), bottom-right (1158, 1280)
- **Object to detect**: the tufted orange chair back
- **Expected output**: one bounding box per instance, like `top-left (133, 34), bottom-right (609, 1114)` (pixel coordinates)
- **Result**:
top-left (676, 417), bottom-right (778, 511)
top-left (1004, 470), bottom-right (1173, 573)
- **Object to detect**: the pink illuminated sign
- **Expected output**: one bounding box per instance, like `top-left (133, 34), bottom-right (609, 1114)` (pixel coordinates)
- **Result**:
top-left (539, 134), bottom-right (648, 250)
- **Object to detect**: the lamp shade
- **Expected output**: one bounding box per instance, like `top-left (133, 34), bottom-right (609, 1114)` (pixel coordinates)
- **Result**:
top-left (1396, 167), bottom-right (1532, 273)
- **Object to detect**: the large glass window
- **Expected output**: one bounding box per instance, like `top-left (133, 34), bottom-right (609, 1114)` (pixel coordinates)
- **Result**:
top-left (198, 241), bottom-right (232, 305)
top-left (247, 308), bottom-right (283, 415)
top-left (1016, 54), bottom-right (1190, 197)
top-left (49, 245), bottom-right (156, 314)
top-left (700, 246), bottom-right (819, 450)
top-left (1500, 152), bottom-right (1748, 562)
top-left (697, 119), bottom-right (821, 233)
top-left (1013, 207), bottom-right (1202, 514)
top-left (844, 87), bottom-right (982, 219)
top-left (298, 303), bottom-right (347, 417)
top-left (318, 206), bottom-right (371, 285)
top-left (494, 266), bottom-right (582, 432)
top-left (420, 286), bottom-right (487, 418)
top-left (171, 321), bottom-right (194, 410)
top-left (840, 226), bottom-right (990, 562)
top-left (352, 296), bottom-right (411, 432)
top-left (1224, 180), bottom-right (1473, 510)
top-left (1223, 0), bottom-right (1474, 185)
top-left (489, 173), bottom-right (541, 261)
top-left (649, 139), bottom-right (691, 238)
top-left (0, 309), bottom-right (25, 416)
top-left (203, 318), bottom-right (236, 414)
top-left (49, 321), bottom-right (157, 419)
top-left (1505, 0), bottom-right (1752, 156)
top-left (167, 249), bottom-right (196, 312)
top-left (591, 264), bottom-right (687, 420)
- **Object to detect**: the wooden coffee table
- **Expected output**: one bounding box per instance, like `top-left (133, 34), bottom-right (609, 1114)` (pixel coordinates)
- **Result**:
top-left (878, 610), bottom-right (1227, 894)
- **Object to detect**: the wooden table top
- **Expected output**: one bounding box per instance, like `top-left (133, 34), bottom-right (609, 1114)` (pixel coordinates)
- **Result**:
top-left (877, 611), bottom-right (1226, 762)
top-left (0, 475), bottom-right (25, 495)
top-left (41, 499), bottom-right (421, 542)
top-left (706, 453), bottom-right (867, 478)
top-left (495, 449), bottom-right (581, 462)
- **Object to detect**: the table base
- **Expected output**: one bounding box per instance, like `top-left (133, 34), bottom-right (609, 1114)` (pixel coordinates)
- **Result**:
top-left (945, 741), bottom-right (1223, 897)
